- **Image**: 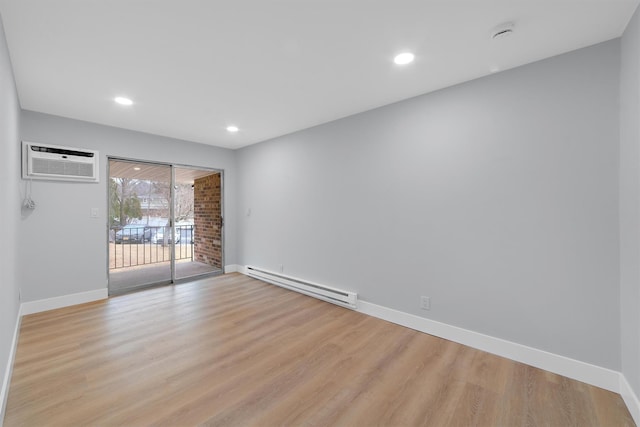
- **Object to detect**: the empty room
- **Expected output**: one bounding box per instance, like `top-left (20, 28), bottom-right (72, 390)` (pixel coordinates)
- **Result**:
top-left (1, 0), bottom-right (640, 425)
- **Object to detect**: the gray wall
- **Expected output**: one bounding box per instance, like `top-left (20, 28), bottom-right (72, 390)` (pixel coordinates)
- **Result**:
top-left (620, 6), bottom-right (640, 397)
top-left (19, 111), bottom-right (237, 301)
top-left (237, 41), bottom-right (621, 369)
top-left (0, 11), bottom-right (21, 416)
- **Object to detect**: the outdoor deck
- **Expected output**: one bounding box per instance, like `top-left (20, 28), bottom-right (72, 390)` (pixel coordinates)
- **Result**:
top-left (109, 260), bottom-right (222, 294)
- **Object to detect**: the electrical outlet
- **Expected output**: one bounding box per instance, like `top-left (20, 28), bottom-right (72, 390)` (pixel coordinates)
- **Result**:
top-left (420, 296), bottom-right (431, 310)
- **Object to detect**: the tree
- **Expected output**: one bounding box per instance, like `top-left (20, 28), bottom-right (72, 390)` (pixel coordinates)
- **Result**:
top-left (174, 183), bottom-right (194, 222)
top-left (109, 178), bottom-right (143, 226)
top-left (152, 181), bottom-right (194, 222)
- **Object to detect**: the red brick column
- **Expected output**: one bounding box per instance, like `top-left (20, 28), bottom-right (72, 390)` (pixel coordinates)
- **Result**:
top-left (193, 173), bottom-right (222, 268)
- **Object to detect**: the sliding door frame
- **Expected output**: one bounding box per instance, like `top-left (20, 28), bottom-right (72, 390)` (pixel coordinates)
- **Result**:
top-left (172, 163), bottom-right (226, 284)
top-left (107, 156), bottom-right (225, 294)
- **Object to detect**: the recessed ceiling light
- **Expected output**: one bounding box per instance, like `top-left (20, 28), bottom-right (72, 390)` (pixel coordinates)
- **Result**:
top-left (226, 125), bottom-right (239, 133)
top-left (394, 52), bottom-right (415, 65)
top-left (133, 167), bottom-right (141, 171)
top-left (114, 96), bottom-right (133, 106)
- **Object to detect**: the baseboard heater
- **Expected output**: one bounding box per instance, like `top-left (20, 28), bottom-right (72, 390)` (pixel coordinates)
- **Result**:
top-left (245, 266), bottom-right (358, 309)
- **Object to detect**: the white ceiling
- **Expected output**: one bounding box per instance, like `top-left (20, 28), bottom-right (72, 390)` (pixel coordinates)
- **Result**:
top-left (0, 1), bottom-right (638, 149)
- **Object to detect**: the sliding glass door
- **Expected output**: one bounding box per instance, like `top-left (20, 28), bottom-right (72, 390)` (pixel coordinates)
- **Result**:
top-left (174, 167), bottom-right (224, 281)
top-left (107, 159), bottom-right (223, 294)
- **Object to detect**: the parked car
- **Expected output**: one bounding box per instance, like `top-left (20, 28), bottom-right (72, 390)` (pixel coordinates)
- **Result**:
top-left (150, 227), bottom-right (180, 244)
top-left (114, 224), bottom-right (151, 243)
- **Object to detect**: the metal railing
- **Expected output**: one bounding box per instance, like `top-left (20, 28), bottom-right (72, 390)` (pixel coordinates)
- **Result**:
top-left (109, 225), bottom-right (194, 269)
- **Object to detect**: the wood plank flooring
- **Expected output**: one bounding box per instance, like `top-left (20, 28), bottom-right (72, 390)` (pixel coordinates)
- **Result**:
top-left (4, 273), bottom-right (635, 426)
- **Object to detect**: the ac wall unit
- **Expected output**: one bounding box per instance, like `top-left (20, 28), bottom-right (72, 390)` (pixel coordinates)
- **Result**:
top-left (22, 141), bottom-right (99, 182)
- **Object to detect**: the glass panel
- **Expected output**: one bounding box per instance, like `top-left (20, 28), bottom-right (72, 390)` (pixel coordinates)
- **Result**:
top-left (174, 167), bottom-right (223, 280)
top-left (108, 159), bottom-right (172, 293)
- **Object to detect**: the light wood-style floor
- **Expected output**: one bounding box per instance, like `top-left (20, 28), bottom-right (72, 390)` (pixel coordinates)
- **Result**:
top-left (4, 273), bottom-right (635, 426)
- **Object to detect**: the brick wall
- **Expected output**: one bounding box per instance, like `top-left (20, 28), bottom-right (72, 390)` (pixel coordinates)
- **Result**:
top-left (193, 173), bottom-right (222, 268)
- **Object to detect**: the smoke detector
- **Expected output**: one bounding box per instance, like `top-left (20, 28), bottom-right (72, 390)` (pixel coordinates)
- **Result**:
top-left (491, 22), bottom-right (515, 39)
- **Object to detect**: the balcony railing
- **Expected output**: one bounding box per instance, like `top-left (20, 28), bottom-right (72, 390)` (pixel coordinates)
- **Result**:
top-left (109, 225), bottom-right (194, 269)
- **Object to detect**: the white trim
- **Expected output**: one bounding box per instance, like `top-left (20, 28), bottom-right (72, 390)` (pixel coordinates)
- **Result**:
top-left (227, 264), bottom-right (247, 274)
top-left (236, 266), bottom-right (622, 393)
top-left (620, 374), bottom-right (640, 425)
top-left (20, 288), bottom-right (108, 316)
top-left (357, 300), bottom-right (620, 392)
top-left (0, 305), bottom-right (22, 426)
top-left (224, 264), bottom-right (242, 274)
top-left (3, 271), bottom-right (636, 422)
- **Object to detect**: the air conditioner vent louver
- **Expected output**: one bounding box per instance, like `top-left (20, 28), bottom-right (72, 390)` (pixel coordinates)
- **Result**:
top-left (32, 158), bottom-right (94, 177)
top-left (22, 141), bottom-right (99, 182)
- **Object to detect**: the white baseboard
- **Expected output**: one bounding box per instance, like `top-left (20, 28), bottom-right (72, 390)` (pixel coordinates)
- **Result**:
top-left (620, 374), bottom-right (640, 425)
top-left (235, 265), bottom-right (621, 393)
top-left (7, 270), bottom-right (635, 424)
top-left (357, 300), bottom-right (620, 392)
top-left (2, 288), bottom-right (107, 424)
top-left (21, 288), bottom-right (108, 316)
top-left (224, 264), bottom-right (242, 274)
top-left (233, 266), bottom-right (621, 392)
top-left (0, 305), bottom-right (22, 426)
